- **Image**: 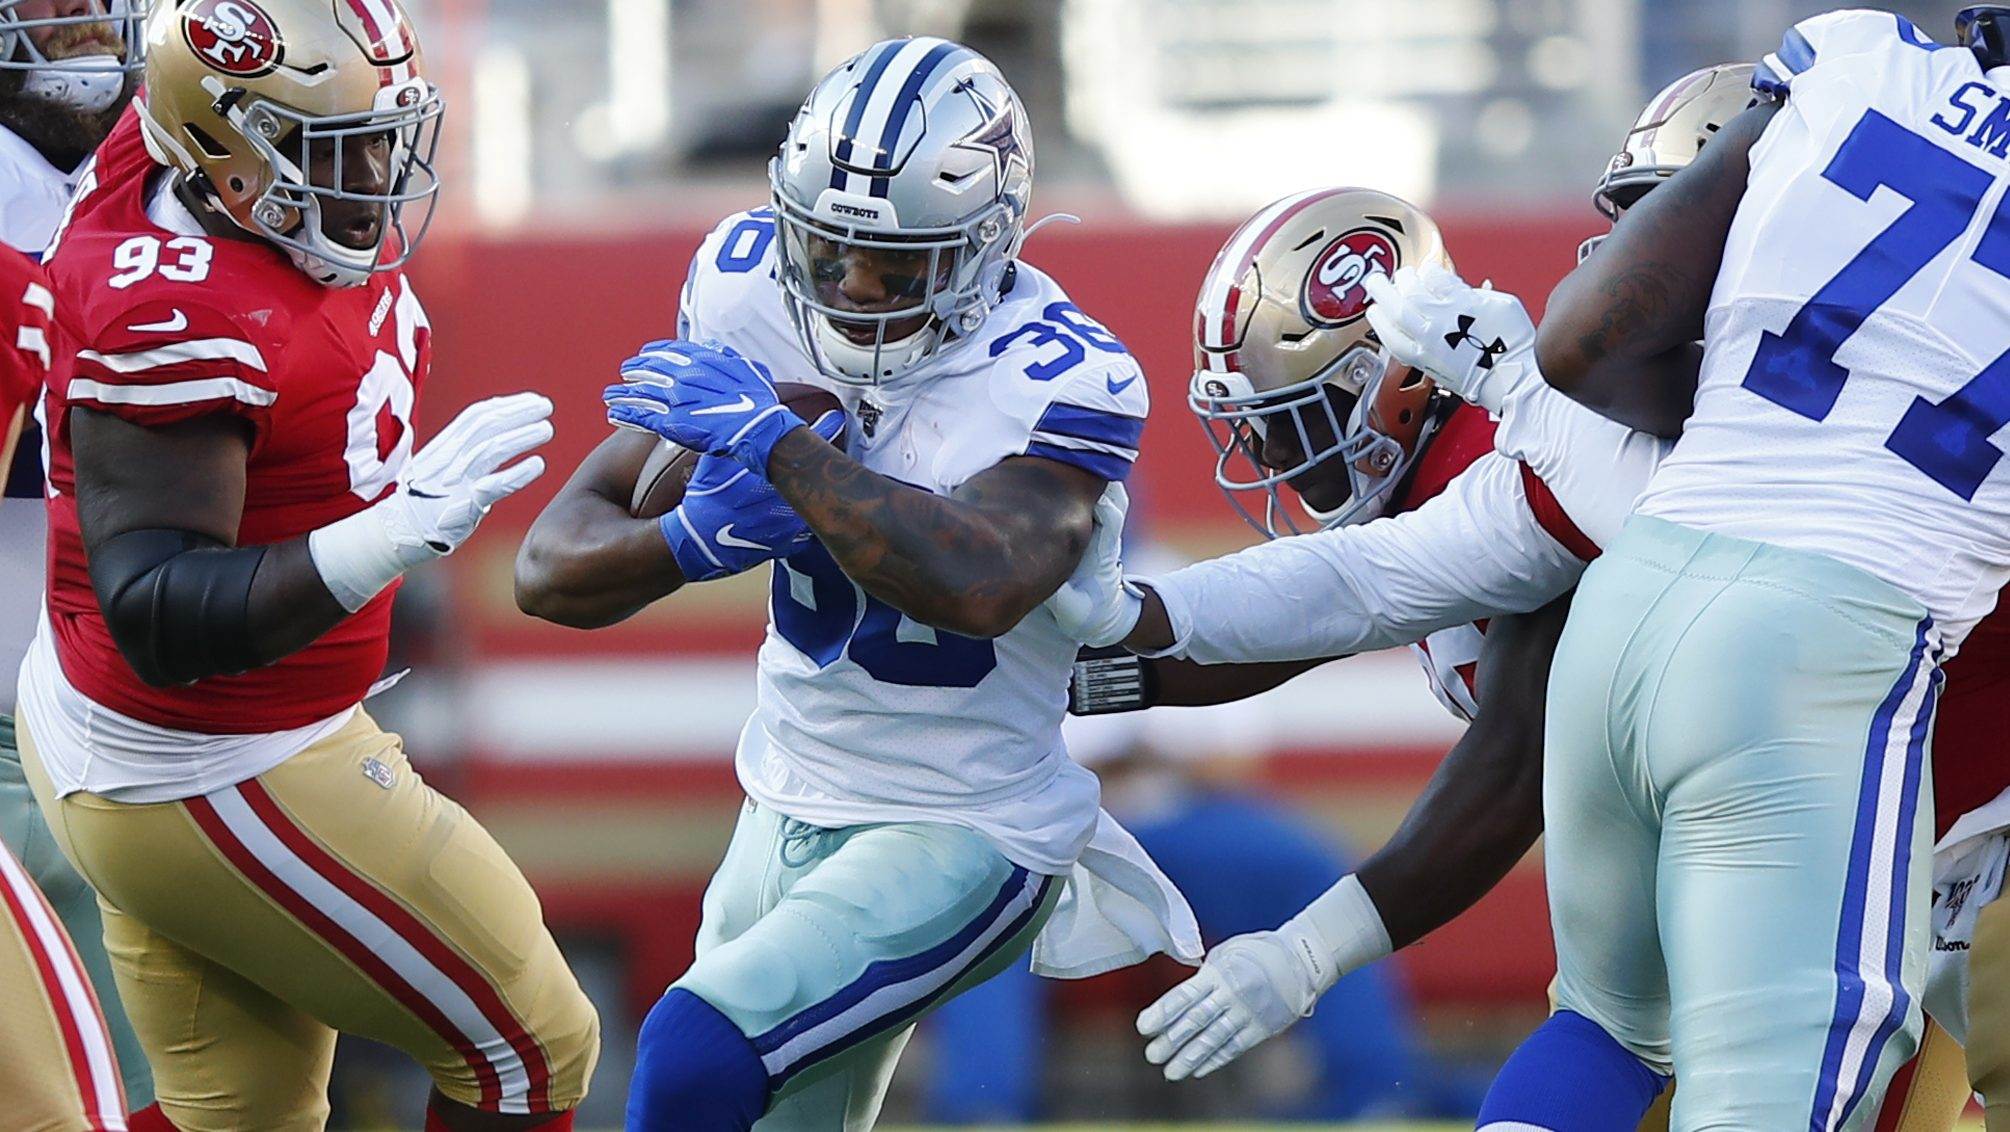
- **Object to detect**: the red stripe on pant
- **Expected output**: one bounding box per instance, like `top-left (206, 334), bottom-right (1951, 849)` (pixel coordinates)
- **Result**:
top-left (0, 849), bottom-right (123, 1128)
top-left (182, 791), bottom-right (508, 1109)
top-left (234, 779), bottom-right (557, 1111)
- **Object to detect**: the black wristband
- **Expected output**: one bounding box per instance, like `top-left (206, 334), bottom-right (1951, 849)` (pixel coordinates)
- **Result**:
top-left (1067, 646), bottom-right (1157, 715)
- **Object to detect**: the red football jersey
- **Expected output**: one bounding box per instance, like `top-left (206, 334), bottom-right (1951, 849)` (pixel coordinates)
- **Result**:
top-left (0, 247), bottom-right (50, 439)
top-left (41, 109), bottom-right (430, 733)
top-left (1393, 403), bottom-right (1599, 718)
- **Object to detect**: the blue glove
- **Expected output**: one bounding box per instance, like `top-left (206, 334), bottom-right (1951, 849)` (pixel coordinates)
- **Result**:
top-left (605, 339), bottom-right (806, 474)
top-left (660, 408), bottom-right (844, 582)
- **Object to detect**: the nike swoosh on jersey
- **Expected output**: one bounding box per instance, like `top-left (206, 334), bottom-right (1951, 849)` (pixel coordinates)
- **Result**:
top-left (713, 524), bottom-right (770, 552)
top-left (691, 395), bottom-right (758, 416)
top-left (128, 309), bottom-right (190, 334)
top-left (1105, 373), bottom-right (1139, 396)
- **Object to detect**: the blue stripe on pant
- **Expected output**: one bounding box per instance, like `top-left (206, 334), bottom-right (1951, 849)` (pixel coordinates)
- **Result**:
top-left (752, 867), bottom-right (1053, 1089)
top-left (672, 801), bottom-right (1062, 1129)
top-left (1813, 620), bottom-right (1940, 1131)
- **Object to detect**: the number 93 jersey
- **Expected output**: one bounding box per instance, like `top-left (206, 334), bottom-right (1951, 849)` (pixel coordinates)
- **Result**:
top-left (1640, 11), bottom-right (2010, 649)
top-left (680, 207), bottom-right (1149, 874)
top-left (39, 111), bottom-right (430, 733)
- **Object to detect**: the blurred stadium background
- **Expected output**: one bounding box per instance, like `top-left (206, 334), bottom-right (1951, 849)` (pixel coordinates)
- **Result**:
top-left (326, 0), bottom-right (1973, 1126)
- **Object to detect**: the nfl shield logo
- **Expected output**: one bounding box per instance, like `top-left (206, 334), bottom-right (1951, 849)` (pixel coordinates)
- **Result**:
top-left (361, 757), bottom-right (396, 790)
top-left (858, 399), bottom-right (883, 439)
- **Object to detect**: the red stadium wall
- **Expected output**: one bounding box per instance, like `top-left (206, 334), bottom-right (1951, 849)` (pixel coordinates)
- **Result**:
top-left (409, 206), bottom-right (1603, 1019)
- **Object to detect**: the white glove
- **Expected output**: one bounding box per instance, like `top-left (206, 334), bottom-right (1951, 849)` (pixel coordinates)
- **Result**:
top-left (310, 392), bottom-right (554, 610)
top-left (1362, 263), bottom-right (1537, 412)
top-left (1046, 482), bottom-right (1143, 647)
top-left (1137, 874), bottom-right (1391, 1081)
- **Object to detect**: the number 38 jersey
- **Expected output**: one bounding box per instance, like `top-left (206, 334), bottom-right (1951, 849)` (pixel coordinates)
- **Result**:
top-left (1638, 11), bottom-right (2010, 648)
top-left (38, 110), bottom-right (429, 733)
top-left (680, 208), bottom-right (1149, 875)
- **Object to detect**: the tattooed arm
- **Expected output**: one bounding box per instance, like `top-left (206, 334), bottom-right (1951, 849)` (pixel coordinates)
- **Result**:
top-left (1535, 100), bottom-right (1779, 437)
top-left (764, 429), bottom-right (1104, 639)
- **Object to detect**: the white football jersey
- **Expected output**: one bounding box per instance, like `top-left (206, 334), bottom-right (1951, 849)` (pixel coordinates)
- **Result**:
top-left (0, 121), bottom-right (88, 718)
top-left (1637, 10), bottom-right (2010, 648)
top-left (679, 208), bottom-right (1150, 875)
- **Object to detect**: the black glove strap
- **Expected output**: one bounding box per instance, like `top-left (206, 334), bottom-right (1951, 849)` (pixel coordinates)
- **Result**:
top-left (1068, 646), bottom-right (1157, 715)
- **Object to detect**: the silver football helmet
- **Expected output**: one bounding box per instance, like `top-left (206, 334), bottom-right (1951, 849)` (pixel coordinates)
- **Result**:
top-left (769, 36), bottom-right (1034, 385)
top-left (0, 1), bottom-right (144, 114)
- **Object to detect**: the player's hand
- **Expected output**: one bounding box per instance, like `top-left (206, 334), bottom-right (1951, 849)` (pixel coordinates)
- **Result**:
top-left (1363, 263), bottom-right (1536, 412)
top-left (662, 408), bottom-right (845, 582)
top-left (383, 392), bottom-right (553, 560)
top-left (604, 340), bottom-right (805, 474)
top-left (1137, 929), bottom-right (1324, 1081)
top-left (1046, 482), bottom-right (1143, 648)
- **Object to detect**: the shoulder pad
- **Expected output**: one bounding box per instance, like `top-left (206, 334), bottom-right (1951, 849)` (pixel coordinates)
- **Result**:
top-left (680, 206), bottom-right (786, 344)
top-left (1757, 9), bottom-right (1947, 95)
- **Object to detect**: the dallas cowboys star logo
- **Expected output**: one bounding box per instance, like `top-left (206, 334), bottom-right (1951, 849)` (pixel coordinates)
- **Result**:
top-left (958, 81), bottom-right (1027, 188)
top-left (1444, 315), bottom-right (1509, 370)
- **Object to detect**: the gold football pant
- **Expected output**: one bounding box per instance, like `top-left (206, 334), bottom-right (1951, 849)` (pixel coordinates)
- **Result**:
top-left (0, 838), bottom-right (126, 1131)
top-left (18, 708), bottom-right (599, 1132)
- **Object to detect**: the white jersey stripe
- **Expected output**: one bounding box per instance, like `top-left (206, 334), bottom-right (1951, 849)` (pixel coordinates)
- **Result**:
top-left (78, 337), bottom-right (268, 374)
top-left (68, 376), bottom-right (277, 408)
top-left (206, 787), bottom-right (537, 1113)
top-left (1025, 430), bottom-right (1140, 461)
top-left (0, 844), bottom-right (125, 1127)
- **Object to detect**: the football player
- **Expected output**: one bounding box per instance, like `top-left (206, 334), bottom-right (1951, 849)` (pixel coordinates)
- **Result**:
top-left (517, 37), bottom-right (1198, 1131)
top-left (0, 0), bottom-right (154, 1116)
top-left (0, 239), bottom-right (137, 1132)
top-left (1480, 6), bottom-right (2010, 1127)
top-left (14, 2), bottom-right (598, 1129)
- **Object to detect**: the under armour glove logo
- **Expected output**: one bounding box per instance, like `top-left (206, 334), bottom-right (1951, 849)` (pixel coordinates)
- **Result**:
top-left (1443, 315), bottom-right (1509, 371)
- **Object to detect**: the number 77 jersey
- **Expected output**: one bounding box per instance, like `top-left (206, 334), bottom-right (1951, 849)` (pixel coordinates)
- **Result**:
top-left (1638, 10), bottom-right (2010, 649)
top-left (39, 111), bottom-right (430, 733)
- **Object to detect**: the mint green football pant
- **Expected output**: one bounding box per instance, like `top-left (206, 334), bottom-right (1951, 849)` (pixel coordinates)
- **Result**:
top-left (675, 799), bottom-right (1061, 1131)
top-left (0, 712), bottom-right (154, 1109)
top-left (1546, 516), bottom-right (1938, 1131)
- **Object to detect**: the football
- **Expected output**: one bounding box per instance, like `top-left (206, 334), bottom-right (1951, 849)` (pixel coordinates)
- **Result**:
top-left (627, 382), bottom-right (846, 518)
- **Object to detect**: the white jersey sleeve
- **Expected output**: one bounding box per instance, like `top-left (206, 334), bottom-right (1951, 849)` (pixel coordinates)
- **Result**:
top-left (992, 338), bottom-right (1149, 484)
top-left (1143, 452), bottom-right (1587, 665)
top-left (1486, 353), bottom-right (1674, 549)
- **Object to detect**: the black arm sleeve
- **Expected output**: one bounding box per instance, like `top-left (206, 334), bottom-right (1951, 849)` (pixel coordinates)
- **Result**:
top-left (87, 527), bottom-right (272, 688)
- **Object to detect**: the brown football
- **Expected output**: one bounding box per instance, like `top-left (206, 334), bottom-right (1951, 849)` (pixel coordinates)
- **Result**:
top-left (628, 382), bottom-right (845, 518)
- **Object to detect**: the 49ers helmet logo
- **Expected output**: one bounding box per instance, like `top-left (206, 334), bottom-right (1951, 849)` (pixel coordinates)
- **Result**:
top-left (182, 0), bottom-right (283, 78)
top-left (1302, 228), bottom-right (1397, 327)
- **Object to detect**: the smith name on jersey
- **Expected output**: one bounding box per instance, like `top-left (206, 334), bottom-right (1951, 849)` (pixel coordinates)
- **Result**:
top-left (37, 109), bottom-right (431, 735)
top-left (682, 207), bottom-right (1149, 876)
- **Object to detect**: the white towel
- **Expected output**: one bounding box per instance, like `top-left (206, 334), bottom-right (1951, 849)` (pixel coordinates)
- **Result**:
top-left (1030, 807), bottom-right (1203, 979)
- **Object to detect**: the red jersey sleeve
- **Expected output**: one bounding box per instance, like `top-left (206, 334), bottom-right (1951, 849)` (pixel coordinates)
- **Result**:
top-left (66, 292), bottom-right (278, 441)
top-left (0, 254), bottom-right (50, 431)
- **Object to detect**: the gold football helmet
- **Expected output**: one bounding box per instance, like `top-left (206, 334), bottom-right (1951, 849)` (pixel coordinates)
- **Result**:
top-left (136, 0), bottom-right (443, 287)
top-left (1190, 187), bottom-right (1452, 539)
top-left (1593, 63), bottom-right (1757, 221)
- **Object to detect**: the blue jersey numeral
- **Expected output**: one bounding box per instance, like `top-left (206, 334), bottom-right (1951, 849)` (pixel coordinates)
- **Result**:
top-left (988, 302), bottom-right (1129, 381)
top-left (714, 208), bottom-right (776, 275)
top-left (1741, 110), bottom-right (2010, 498)
top-left (771, 541), bottom-right (998, 688)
